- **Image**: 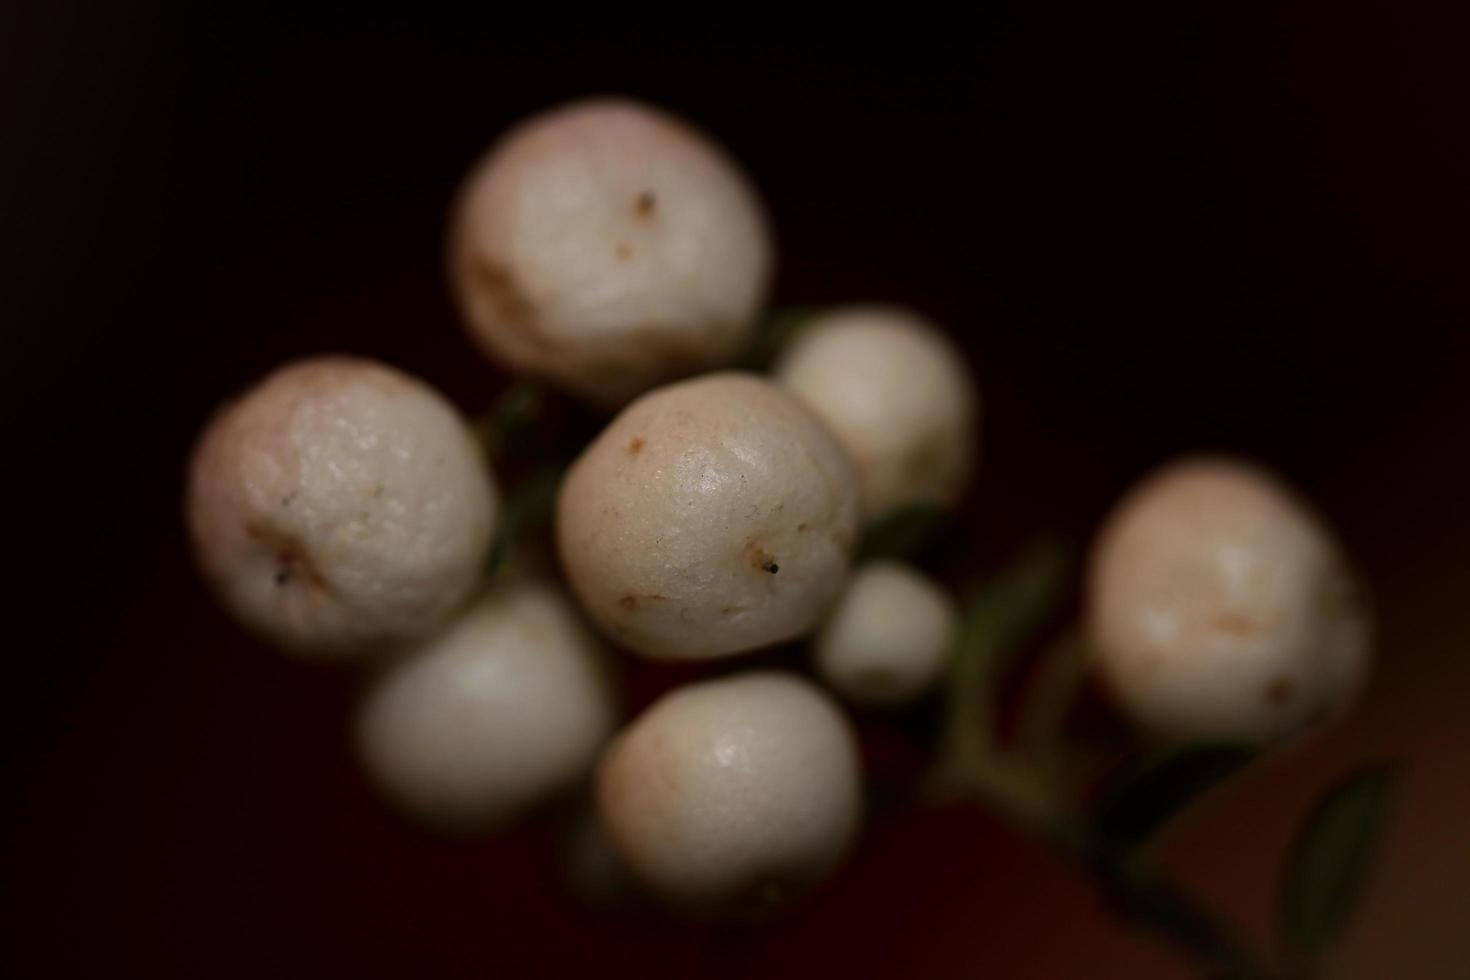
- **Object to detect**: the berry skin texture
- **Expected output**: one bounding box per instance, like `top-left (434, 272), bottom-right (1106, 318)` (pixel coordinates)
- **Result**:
top-left (449, 98), bottom-right (773, 407)
top-left (355, 583), bottom-right (617, 831)
top-left (1086, 457), bottom-right (1372, 743)
top-left (186, 356), bottom-right (498, 655)
top-left (596, 671), bottom-right (862, 916)
top-left (774, 305), bottom-right (978, 520)
top-left (814, 561), bottom-right (957, 706)
top-left (555, 372), bottom-right (861, 660)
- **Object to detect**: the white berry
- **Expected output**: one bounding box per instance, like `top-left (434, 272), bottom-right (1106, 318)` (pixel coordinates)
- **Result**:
top-left (556, 372), bottom-right (861, 660)
top-left (186, 357), bottom-right (499, 655)
top-left (1086, 457), bottom-right (1372, 742)
top-left (449, 98), bottom-right (773, 407)
top-left (814, 561), bottom-right (957, 706)
top-left (775, 305), bottom-right (978, 519)
top-left (596, 671), bottom-right (861, 915)
top-left (355, 582), bottom-right (617, 830)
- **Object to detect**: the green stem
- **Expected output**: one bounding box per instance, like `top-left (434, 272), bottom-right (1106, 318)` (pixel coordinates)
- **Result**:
top-left (925, 539), bottom-right (1281, 979)
top-left (1015, 628), bottom-right (1090, 791)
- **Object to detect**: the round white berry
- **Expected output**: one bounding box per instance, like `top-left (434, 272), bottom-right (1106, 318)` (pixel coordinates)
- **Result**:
top-left (1086, 457), bottom-right (1372, 742)
top-left (556, 372), bottom-right (861, 660)
top-left (596, 671), bottom-right (861, 915)
top-left (355, 582), bottom-right (617, 830)
top-left (449, 98), bottom-right (773, 407)
top-left (814, 561), bottom-right (957, 706)
top-left (187, 357), bottom-right (498, 655)
top-left (775, 305), bottom-right (978, 519)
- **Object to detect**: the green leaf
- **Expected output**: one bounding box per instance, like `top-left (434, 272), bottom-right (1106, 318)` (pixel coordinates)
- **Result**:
top-left (1278, 762), bottom-right (1399, 964)
top-left (960, 537), bottom-right (1071, 660)
top-left (1092, 743), bottom-right (1256, 850)
top-left (857, 505), bottom-right (953, 562)
top-left (486, 466), bottom-right (563, 576)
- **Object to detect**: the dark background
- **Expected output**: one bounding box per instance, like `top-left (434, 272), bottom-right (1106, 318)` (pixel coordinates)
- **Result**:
top-left (3, 3), bottom-right (1468, 977)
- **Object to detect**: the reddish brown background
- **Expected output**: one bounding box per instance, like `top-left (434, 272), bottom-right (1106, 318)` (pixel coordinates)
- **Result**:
top-left (3, 3), bottom-right (1468, 977)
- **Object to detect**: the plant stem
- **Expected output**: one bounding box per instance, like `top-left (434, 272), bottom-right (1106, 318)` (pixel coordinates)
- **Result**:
top-left (1016, 628), bottom-right (1089, 784)
top-left (928, 540), bottom-right (1282, 979)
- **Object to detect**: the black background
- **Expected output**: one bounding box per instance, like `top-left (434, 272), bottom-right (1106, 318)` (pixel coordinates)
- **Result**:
top-left (3, 4), bottom-right (1468, 978)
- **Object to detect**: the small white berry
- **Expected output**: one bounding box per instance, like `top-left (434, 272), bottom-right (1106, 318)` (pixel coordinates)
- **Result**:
top-left (775, 305), bottom-right (978, 519)
top-left (814, 561), bottom-right (957, 706)
top-left (1086, 457), bottom-right (1372, 742)
top-left (355, 582), bottom-right (617, 831)
top-left (556, 372), bottom-right (861, 660)
top-left (449, 98), bottom-right (773, 407)
top-left (596, 671), bottom-right (862, 915)
top-left (186, 357), bottom-right (498, 655)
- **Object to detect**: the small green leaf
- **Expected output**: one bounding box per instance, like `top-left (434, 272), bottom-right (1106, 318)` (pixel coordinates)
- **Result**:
top-left (960, 537), bottom-right (1071, 660)
top-left (1278, 762), bottom-right (1399, 964)
top-left (1092, 743), bottom-right (1256, 850)
top-left (486, 466), bottom-right (563, 576)
top-left (857, 505), bottom-right (953, 562)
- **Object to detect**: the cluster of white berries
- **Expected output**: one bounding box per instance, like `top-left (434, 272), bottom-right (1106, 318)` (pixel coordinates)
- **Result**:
top-left (186, 97), bottom-right (1371, 917)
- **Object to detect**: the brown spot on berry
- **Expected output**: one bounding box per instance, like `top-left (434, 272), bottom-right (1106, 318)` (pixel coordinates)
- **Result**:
top-left (248, 523), bottom-right (330, 595)
top-left (619, 595), bottom-right (639, 611)
top-left (615, 242), bottom-right (633, 261)
top-left (628, 436), bottom-right (645, 455)
top-left (742, 538), bottom-right (778, 573)
top-left (633, 191), bottom-right (656, 218)
top-left (796, 522), bottom-right (809, 533)
top-left (1265, 677), bottom-right (1295, 706)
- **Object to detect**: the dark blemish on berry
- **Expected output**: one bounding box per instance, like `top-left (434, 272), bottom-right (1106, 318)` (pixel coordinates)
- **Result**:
top-left (248, 523), bottom-right (330, 595)
top-left (1265, 677), bottom-right (1295, 706)
top-left (620, 593), bottom-right (669, 611)
top-left (796, 522), bottom-right (809, 533)
top-left (742, 538), bottom-right (778, 573)
top-left (628, 436), bottom-right (645, 455)
top-left (280, 491), bottom-right (297, 507)
top-left (634, 191), bottom-right (656, 218)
